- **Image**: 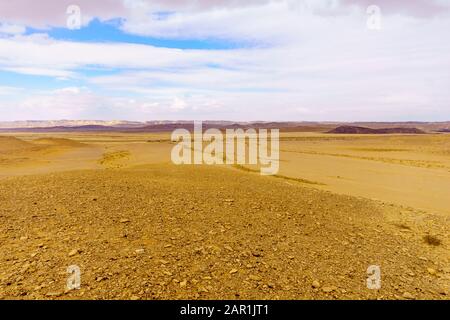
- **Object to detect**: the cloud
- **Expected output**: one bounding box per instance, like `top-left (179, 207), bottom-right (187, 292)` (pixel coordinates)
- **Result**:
top-left (341, 0), bottom-right (450, 18)
top-left (0, 0), bottom-right (273, 30)
top-left (0, 0), bottom-right (449, 121)
top-left (2, 1), bottom-right (448, 35)
top-left (0, 22), bottom-right (26, 35)
top-left (170, 97), bottom-right (187, 110)
top-left (3, 66), bottom-right (75, 78)
top-left (0, 0), bottom-right (125, 29)
top-left (1, 86), bottom-right (228, 120)
top-left (8, 87), bottom-right (96, 119)
top-left (0, 34), bottom-right (250, 77)
top-left (0, 86), bottom-right (23, 95)
top-left (120, 1), bottom-right (299, 43)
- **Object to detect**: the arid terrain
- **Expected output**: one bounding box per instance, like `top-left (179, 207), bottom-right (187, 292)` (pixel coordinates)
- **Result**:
top-left (0, 131), bottom-right (448, 300)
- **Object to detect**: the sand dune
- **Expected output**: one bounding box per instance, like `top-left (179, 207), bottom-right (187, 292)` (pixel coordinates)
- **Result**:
top-left (0, 136), bottom-right (36, 153)
top-left (0, 135), bottom-right (102, 178)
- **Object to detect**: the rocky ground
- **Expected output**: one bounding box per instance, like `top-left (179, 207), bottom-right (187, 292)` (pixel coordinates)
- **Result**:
top-left (0, 164), bottom-right (448, 300)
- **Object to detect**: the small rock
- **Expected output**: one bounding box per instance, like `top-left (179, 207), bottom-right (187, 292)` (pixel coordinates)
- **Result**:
top-left (68, 249), bottom-right (79, 257)
top-left (135, 249), bottom-right (145, 255)
top-left (180, 280), bottom-right (187, 288)
top-left (229, 269), bottom-right (238, 274)
top-left (322, 286), bottom-right (337, 293)
top-left (46, 292), bottom-right (62, 297)
top-left (312, 280), bottom-right (321, 288)
top-left (249, 275), bottom-right (261, 281)
top-left (402, 292), bottom-right (414, 299)
top-left (119, 218), bottom-right (130, 223)
top-left (427, 268), bottom-right (437, 275)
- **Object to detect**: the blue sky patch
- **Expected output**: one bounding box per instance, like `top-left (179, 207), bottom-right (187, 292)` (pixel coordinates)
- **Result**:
top-left (26, 18), bottom-right (245, 50)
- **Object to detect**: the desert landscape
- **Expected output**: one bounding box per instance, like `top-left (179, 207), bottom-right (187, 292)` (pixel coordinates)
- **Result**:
top-left (1, 0), bottom-right (449, 309)
top-left (0, 125), bottom-right (448, 300)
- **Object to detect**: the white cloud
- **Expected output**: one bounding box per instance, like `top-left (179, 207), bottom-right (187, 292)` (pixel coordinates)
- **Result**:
top-left (170, 97), bottom-right (187, 110)
top-left (121, 1), bottom-right (299, 43)
top-left (0, 86), bottom-right (23, 95)
top-left (53, 87), bottom-right (84, 94)
top-left (0, 0), bottom-right (125, 29)
top-left (0, 0), bottom-right (449, 120)
top-left (0, 22), bottom-right (26, 35)
top-left (3, 66), bottom-right (75, 78)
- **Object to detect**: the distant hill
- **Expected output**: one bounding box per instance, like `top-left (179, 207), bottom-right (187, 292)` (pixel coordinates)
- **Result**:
top-left (0, 125), bottom-right (122, 132)
top-left (0, 120), bottom-right (143, 129)
top-left (348, 121), bottom-right (450, 131)
top-left (0, 121), bottom-right (333, 133)
top-left (1, 120), bottom-right (448, 133)
top-left (328, 126), bottom-right (426, 134)
top-left (0, 136), bottom-right (35, 153)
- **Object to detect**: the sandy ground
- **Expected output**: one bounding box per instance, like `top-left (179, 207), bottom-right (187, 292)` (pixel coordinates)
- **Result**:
top-left (278, 134), bottom-right (450, 216)
top-left (0, 132), bottom-right (448, 300)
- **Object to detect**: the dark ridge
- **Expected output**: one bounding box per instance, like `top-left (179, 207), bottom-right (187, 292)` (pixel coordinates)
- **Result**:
top-left (0, 122), bottom-right (442, 134)
top-left (0, 125), bottom-right (120, 132)
top-left (328, 126), bottom-right (426, 134)
top-left (0, 122), bottom-right (327, 133)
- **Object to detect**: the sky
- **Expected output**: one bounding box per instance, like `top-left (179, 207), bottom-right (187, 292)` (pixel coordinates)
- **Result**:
top-left (0, 0), bottom-right (449, 121)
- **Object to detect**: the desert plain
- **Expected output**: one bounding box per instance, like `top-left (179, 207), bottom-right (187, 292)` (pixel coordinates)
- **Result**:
top-left (0, 131), bottom-right (448, 299)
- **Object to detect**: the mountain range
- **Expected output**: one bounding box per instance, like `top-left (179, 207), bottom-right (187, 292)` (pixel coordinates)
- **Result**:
top-left (0, 120), bottom-right (449, 133)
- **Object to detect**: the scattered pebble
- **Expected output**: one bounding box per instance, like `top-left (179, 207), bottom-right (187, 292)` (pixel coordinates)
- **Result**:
top-left (68, 249), bottom-right (79, 257)
top-left (322, 286), bottom-right (337, 293)
top-left (402, 292), bottom-right (415, 300)
top-left (135, 249), bottom-right (145, 255)
top-left (427, 268), bottom-right (437, 275)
